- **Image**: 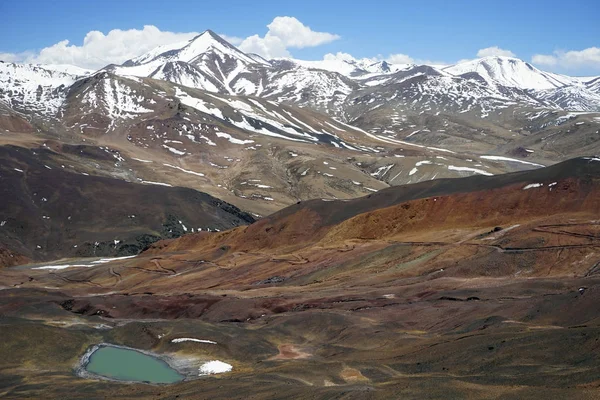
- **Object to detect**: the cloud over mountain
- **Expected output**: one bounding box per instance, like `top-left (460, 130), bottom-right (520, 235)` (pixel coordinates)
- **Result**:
top-left (0, 17), bottom-right (340, 68)
top-left (2, 25), bottom-right (199, 69)
top-left (238, 16), bottom-right (340, 58)
top-left (477, 46), bottom-right (516, 58)
top-left (532, 47), bottom-right (600, 71)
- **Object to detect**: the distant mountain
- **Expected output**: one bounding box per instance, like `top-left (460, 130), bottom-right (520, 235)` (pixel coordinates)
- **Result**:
top-left (127, 30), bottom-right (266, 67)
top-left (111, 35), bottom-right (600, 118)
top-left (0, 62), bottom-right (78, 117)
top-left (283, 57), bottom-right (413, 77)
top-left (5, 32), bottom-right (597, 120)
top-left (33, 64), bottom-right (93, 77)
top-left (443, 56), bottom-right (575, 90)
top-left (114, 30), bottom-right (268, 94)
top-left (586, 76), bottom-right (600, 94)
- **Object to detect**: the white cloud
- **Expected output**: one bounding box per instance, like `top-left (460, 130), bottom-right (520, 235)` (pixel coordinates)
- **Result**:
top-left (476, 46), bottom-right (516, 58)
top-left (0, 18), bottom-right (339, 68)
top-left (238, 34), bottom-right (290, 59)
top-left (531, 54), bottom-right (558, 66)
top-left (265, 16), bottom-right (340, 48)
top-left (323, 52), bottom-right (356, 62)
top-left (454, 58), bottom-right (473, 65)
top-left (447, 47), bottom-right (516, 66)
top-left (0, 52), bottom-right (30, 63)
top-left (238, 16), bottom-right (340, 59)
top-left (532, 47), bottom-right (600, 70)
top-left (1, 25), bottom-right (199, 70)
top-left (386, 53), bottom-right (415, 64)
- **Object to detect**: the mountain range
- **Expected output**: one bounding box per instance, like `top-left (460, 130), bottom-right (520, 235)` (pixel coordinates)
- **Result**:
top-left (1, 29), bottom-right (600, 262)
top-left (3, 30), bottom-right (600, 118)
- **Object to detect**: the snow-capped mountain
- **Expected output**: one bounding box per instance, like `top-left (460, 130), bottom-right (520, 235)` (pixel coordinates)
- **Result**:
top-left (63, 71), bottom-right (158, 131)
top-left (34, 64), bottom-right (93, 77)
top-left (586, 77), bottom-right (600, 94)
top-left (283, 57), bottom-right (412, 78)
top-left (443, 56), bottom-right (576, 90)
top-left (128, 30), bottom-right (265, 67)
top-left (1, 30), bottom-right (599, 147)
top-left (0, 62), bottom-right (79, 117)
top-left (52, 32), bottom-right (588, 119)
top-left (61, 70), bottom-right (365, 149)
top-left (148, 61), bottom-right (228, 93)
top-left (258, 59), bottom-right (358, 113)
top-left (535, 85), bottom-right (600, 112)
top-left (112, 30), bottom-right (268, 95)
top-left (349, 70), bottom-right (521, 117)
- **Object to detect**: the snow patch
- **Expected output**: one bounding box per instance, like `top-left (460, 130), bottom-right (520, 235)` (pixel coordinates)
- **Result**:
top-left (215, 131), bottom-right (254, 145)
top-left (523, 183), bottom-right (543, 190)
top-left (172, 338), bottom-right (217, 345)
top-left (33, 255), bottom-right (136, 270)
top-left (141, 180), bottom-right (173, 187)
top-left (447, 165), bottom-right (493, 176)
top-left (199, 360), bottom-right (232, 376)
top-left (163, 163), bottom-right (205, 177)
top-left (480, 155), bottom-right (544, 167)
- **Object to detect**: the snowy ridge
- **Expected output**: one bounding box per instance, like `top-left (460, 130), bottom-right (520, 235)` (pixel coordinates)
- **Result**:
top-left (585, 77), bottom-right (600, 95)
top-left (35, 64), bottom-right (93, 76)
top-left (444, 56), bottom-right (576, 90)
top-left (262, 62), bottom-right (356, 112)
top-left (536, 85), bottom-right (600, 112)
top-left (0, 62), bottom-right (79, 116)
top-left (173, 86), bottom-right (366, 148)
top-left (75, 73), bottom-right (154, 128)
top-left (128, 39), bottom-right (193, 65)
top-left (150, 61), bottom-right (223, 92)
top-left (130, 30), bottom-right (263, 67)
top-left (95, 33), bottom-right (600, 114)
top-left (284, 54), bottom-right (414, 78)
top-left (3, 30), bottom-right (600, 139)
top-left (114, 30), bottom-right (268, 97)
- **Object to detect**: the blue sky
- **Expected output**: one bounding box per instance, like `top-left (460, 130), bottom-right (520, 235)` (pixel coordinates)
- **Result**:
top-left (1, 0), bottom-right (599, 75)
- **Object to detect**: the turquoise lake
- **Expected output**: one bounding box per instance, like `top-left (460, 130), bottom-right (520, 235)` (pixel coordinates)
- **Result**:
top-left (85, 346), bottom-right (184, 384)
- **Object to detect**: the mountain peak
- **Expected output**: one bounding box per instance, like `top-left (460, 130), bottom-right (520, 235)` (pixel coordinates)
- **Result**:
top-left (445, 55), bottom-right (574, 90)
top-left (177, 30), bottom-right (259, 66)
top-left (126, 28), bottom-right (264, 69)
top-left (194, 29), bottom-right (230, 46)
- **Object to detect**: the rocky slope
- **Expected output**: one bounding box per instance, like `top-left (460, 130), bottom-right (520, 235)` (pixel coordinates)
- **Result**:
top-left (0, 144), bottom-right (254, 267)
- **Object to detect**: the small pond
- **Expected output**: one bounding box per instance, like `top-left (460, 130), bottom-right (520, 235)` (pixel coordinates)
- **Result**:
top-left (84, 345), bottom-right (183, 384)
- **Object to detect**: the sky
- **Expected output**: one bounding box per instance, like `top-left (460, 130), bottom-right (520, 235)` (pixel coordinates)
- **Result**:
top-left (1, 0), bottom-right (599, 75)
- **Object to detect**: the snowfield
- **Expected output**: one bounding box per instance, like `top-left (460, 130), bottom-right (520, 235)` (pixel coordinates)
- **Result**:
top-left (171, 338), bottom-right (217, 345)
top-left (199, 360), bottom-right (232, 376)
top-left (32, 255), bottom-right (136, 270)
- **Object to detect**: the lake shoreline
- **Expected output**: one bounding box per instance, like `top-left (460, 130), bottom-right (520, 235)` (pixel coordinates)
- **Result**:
top-left (74, 343), bottom-right (198, 385)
